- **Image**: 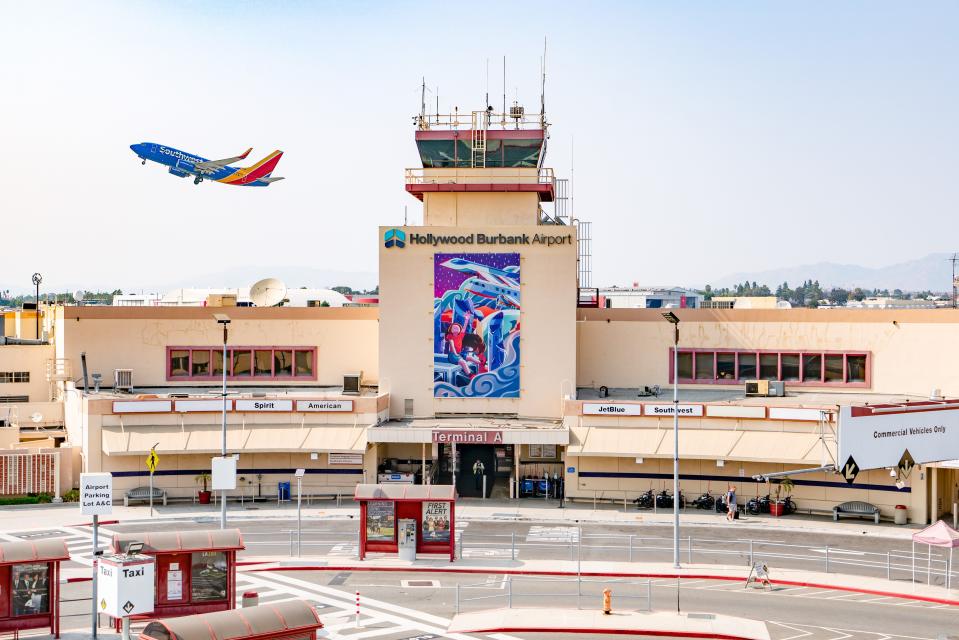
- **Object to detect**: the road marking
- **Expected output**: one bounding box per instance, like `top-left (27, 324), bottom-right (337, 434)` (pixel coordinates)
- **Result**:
top-left (525, 525), bottom-right (579, 542)
top-left (767, 621), bottom-right (815, 640)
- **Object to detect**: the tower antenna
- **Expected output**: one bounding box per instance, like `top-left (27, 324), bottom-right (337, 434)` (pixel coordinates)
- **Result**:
top-left (420, 77), bottom-right (426, 127)
top-left (502, 55), bottom-right (507, 126)
top-left (485, 57), bottom-right (490, 109)
top-left (951, 253), bottom-right (958, 309)
top-left (540, 36), bottom-right (547, 125)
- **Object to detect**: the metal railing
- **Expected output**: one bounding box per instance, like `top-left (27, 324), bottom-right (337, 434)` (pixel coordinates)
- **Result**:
top-left (405, 167), bottom-right (554, 186)
top-left (455, 575), bottom-right (651, 614)
top-left (237, 526), bottom-right (957, 590)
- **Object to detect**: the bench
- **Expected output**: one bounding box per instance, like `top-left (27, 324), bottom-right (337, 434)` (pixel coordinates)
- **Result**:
top-left (833, 501), bottom-right (880, 524)
top-left (124, 486), bottom-right (167, 507)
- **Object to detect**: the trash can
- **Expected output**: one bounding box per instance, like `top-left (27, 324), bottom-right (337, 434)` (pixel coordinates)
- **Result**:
top-left (278, 482), bottom-right (291, 501)
top-left (894, 504), bottom-right (908, 525)
top-left (241, 591), bottom-right (258, 608)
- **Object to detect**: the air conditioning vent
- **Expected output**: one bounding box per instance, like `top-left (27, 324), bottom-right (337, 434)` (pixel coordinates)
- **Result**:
top-left (767, 381), bottom-right (786, 397)
top-left (403, 398), bottom-right (414, 419)
top-left (114, 369), bottom-right (133, 392)
top-left (343, 372), bottom-right (363, 395)
top-left (744, 380), bottom-right (769, 397)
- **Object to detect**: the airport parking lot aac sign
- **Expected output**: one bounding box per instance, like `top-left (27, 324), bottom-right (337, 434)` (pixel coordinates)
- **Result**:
top-left (79, 472), bottom-right (113, 516)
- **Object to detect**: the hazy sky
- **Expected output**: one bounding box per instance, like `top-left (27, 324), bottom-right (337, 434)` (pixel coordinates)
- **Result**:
top-left (2, 1), bottom-right (957, 293)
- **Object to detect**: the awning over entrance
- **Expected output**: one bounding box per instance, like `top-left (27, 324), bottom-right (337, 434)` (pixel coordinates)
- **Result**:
top-left (568, 426), bottom-right (830, 465)
top-left (102, 425), bottom-right (368, 455)
top-left (0, 539), bottom-right (69, 565)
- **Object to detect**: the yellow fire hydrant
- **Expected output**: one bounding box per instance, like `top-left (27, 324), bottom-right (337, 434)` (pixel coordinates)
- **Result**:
top-left (602, 588), bottom-right (612, 615)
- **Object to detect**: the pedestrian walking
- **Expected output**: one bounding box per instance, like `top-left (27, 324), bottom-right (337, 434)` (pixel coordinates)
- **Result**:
top-left (472, 459), bottom-right (485, 492)
top-left (726, 485), bottom-right (737, 521)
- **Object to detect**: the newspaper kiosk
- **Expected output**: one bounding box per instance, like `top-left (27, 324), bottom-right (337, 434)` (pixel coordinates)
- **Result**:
top-left (0, 539), bottom-right (69, 639)
top-left (111, 529), bottom-right (244, 622)
top-left (355, 484), bottom-right (455, 562)
top-left (139, 600), bottom-right (323, 640)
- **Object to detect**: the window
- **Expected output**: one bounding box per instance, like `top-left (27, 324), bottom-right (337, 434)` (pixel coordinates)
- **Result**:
top-left (781, 354), bottom-right (800, 381)
top-left (802, 354), bottom-right (822, 381)
top-left (847, 355), bottom-right (867, 383)
top-left (295, 350), bottom-right (314, 377)
top-left (191, 350), bottom-right (211, 377)
top-left (169, 351), bottom-right (189, 377)
top-left (670, 349), bottom-right (869, 387)
top-left (694, 353), bottom-right (714, 379)
top-left (254, 350), bottom-right (272, 376)
top-left (760, 354), bottom-right (778, 380)
top-left (274, 350), bottom-right (293, 377)
top-left (716, 353), bottom-right (736, 380)
top-left (677, 351), bottom-right (693, 379)
top-left (232, 350), bottom-right (251, 377)
top-left (12, 563), bottom-right (49, 615)
top-left (167, 347), bottom-right (316, 381)
top-left (190, 552), bottom-right (227, 602)
top-left (824, 355), bottom-right (844, 383)
top-left (0, 372), bottom-right (30, 383)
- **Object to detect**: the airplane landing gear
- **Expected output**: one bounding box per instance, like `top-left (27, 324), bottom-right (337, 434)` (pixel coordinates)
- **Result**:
top-left (193, 176), bottom-right (202, 185)
top-left (141, 159), bottom-right (146, 165)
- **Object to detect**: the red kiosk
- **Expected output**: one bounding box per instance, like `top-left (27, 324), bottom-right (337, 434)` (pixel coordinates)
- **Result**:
top-left (111, 529), bottom-right (244, 624)
top-left (0, 539), bottom-right (69, 639)
top-left (355, 484), bottom-right (455, 562)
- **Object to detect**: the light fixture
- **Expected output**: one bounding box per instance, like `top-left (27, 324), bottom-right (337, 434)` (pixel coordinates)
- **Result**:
top-left (662, 311), bottom-right (680, 325)
top-left (126, 541), bottom-right (144, 555)
top-left (889, 468), bottom-right (897, 478)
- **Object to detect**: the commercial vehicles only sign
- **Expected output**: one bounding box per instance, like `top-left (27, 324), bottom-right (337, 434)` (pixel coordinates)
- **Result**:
top-left (838, 404), bottom-right (959, 471)
top-left (79, 472), bottom-right (113, 516)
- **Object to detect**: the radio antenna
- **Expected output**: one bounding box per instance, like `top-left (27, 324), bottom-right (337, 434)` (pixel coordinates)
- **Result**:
top-left (502, 56), bottom-right (507, 126)
top-left (420, 77), bottom-right (426, 125)
top-left (540, 36), bottom-right (547, 125)
top-left (485, 57), bottom-right (489, 109)
top-left (951, 253), bottom-right (958, 309)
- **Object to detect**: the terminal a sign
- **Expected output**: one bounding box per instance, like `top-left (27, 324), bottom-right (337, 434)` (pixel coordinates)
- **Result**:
top-left (408, 232), bottom-right (573, 247)
top-left (432, 430), bottom-right (503, 444)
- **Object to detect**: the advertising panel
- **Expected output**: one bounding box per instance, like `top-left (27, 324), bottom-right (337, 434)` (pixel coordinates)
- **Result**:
top-left (366, 501), bottom-right (395, 542)
top-left (433, 253), bottom-right (520, 398)
top-left (838, 405), bottom-right (959, 470)
top-left (422, 501), bottom-right (451, 543)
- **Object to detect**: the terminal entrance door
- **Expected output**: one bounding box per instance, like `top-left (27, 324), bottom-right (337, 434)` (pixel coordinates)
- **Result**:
top-left (437, 444), bottom-right (512, 498)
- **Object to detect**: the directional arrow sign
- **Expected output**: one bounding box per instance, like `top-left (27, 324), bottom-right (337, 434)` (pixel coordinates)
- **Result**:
top-left (898, 449), bottom-right (916, 479)
top-left (841, 455), bottom-right (860, 485)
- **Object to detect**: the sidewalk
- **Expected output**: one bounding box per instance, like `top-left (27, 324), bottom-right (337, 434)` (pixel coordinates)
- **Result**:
top-left (237, 554), bottom-right (959, 606)
top-left (0, 497), bottom-right (926, 540)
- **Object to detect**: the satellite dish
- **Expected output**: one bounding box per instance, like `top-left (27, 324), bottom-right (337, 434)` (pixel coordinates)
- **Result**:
top-left (30, 412), bottom-right (43, 423)
top-left (250, 278), bottom-right (287, 307)
top-left (74, 290), bottom-right (85, 303)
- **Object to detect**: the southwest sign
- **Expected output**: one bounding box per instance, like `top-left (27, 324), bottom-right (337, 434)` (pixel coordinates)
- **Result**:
top-left (644, 404), bottom-right (704, 417)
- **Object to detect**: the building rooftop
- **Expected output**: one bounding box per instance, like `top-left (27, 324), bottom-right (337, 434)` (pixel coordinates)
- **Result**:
top-left (82, 385), bottom-right (381, 399)
top-left (576, 386), bottom-right (931, 409)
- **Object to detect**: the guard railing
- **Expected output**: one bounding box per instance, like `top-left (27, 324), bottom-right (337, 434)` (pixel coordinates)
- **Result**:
top-left (454, 575), bottom-right (651, 614)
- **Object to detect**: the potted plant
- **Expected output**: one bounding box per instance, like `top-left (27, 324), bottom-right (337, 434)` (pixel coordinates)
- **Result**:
top-left (770, 477), bottom-right (794, 517)
top-left (196, 472), bottom-right (212, 504)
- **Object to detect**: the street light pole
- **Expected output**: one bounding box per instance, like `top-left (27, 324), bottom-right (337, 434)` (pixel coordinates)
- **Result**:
top-left (662, 312), bottom-right (681, 569)
top-left (214, 314), bottom-right (231, 530)
top-left (32, 273), bottom-right (42, 339)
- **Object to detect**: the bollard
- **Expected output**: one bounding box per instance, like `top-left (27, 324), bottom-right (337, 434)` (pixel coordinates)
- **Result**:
top-left (749, 539), bottom-right (754, 566)
top-left (628, 535), bottom-right (633, 562)
top-left (241, 591), bottom-right (259, 608)
top-left (887, 551), bottom-right (891, 580)
top-left (603, 588), bottom-right (612, 615)
top-left (355, 591), bottom-right (361, 628)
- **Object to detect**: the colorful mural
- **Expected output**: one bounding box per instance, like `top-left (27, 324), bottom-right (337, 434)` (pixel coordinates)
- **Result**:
top-left (434, 253), bottom-right (520, 398)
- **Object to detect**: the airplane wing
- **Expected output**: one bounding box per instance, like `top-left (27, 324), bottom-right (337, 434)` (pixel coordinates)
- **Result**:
top-left (194, 147), bottom-right (253, 174)
top-left (260, 176), bottom-right (285, 183)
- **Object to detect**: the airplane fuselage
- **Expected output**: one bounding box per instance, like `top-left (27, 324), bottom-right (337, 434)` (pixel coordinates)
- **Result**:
top-left (130, 143), bottom-right (282, 186)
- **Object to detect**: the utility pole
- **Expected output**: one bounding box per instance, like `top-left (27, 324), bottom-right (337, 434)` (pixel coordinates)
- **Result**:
top-left (951, 253), bottom-right (958, 309)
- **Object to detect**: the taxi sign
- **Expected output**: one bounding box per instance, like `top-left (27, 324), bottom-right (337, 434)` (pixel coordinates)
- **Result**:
top-left (146, 449), bottom-right (159, 474)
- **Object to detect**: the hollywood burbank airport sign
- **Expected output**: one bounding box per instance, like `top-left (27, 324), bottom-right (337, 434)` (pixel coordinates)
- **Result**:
top-left (408, 232), bottom-right (573, 247)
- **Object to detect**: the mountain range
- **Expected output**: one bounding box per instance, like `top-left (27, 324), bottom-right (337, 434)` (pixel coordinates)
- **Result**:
top-left (712, 252), bottom-right (955, 292)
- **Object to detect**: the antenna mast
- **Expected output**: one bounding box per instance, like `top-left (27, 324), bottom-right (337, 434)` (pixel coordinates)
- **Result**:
top-left (951, 253), bottom-right (958, 309)
top-left (420, 77), bottom-right (426, 127)
top-left (502, 56), bottom-right (507, 127)
top-left (485, 57), bottom-right (489, 109)
top-left (540, 36), bottom-right (547, 126)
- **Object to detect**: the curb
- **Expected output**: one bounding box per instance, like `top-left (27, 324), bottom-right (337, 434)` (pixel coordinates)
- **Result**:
top-left (451, 628), bottom-right (760, 639)
top-left (244, 564), bottom-right (959, 607)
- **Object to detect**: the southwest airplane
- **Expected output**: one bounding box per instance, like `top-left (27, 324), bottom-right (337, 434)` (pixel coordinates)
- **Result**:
top-left (130, 142), bottom-right (284, 186)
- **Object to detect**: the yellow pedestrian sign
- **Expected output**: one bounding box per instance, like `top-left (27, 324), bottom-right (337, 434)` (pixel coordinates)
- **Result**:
top-left (146, 449), bottom-right (159, 474)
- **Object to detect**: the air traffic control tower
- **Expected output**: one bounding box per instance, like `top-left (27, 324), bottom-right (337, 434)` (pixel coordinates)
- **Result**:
top-left (379, 103), bottom-right (579, 420)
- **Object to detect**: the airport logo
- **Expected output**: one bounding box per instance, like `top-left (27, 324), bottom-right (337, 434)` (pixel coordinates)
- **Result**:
top-left (384, 228), bottom-right (406, 249)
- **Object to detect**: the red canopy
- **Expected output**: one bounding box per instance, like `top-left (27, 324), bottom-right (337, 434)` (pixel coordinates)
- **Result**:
top-left (912, 520), bottom-right (959, 548)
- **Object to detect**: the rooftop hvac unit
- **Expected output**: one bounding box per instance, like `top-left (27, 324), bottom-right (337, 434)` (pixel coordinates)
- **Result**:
top-left (343, 372), bottom-right (363, 395)
top-left (744, 380), bottom-right (786, 397)
top-left (114, 369), bottom-right (133, 392)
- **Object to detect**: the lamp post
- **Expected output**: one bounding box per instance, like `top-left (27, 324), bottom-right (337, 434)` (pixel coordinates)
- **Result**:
top-left (214, 313), bottom-right (231, 529)
top-left (662, 311), bottom-right (681, 569)
top-left (32, 273), bottom-right (42, 339)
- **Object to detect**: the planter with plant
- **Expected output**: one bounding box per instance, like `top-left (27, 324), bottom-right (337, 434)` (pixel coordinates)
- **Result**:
top-left (196, 472), bottom-right (212, 504)
top-left (771, 477), bottom-right (795, 516)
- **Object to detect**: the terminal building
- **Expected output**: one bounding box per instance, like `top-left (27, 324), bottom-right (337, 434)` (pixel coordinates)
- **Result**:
top-left (2, 103), bottom-right (959, 526)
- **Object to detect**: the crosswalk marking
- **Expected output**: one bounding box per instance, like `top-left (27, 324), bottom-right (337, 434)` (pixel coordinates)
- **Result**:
top-left (525, 525), bottom-right (579, 542)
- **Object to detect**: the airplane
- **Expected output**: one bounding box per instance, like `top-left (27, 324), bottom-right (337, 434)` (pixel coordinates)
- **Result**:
top-left (130, 142), bottom-right (285, 186)
top-left (440, 257), bottom-right (519, 306)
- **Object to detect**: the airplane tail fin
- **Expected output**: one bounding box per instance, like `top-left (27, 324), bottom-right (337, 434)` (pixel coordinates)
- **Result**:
top-left (246, 150), bottom-right (283, 180)
top-left (239, 147), bottom-right (253, 159)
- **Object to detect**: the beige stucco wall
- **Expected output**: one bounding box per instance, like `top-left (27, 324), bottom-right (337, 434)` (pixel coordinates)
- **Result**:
top-left (576, 308), bottom-right (959, 396)
top-left (60, 307), bottom-right (379, 388)
top-left (423, 192), bottom-right (541, 226)
top-left (0, 343), bottom-right (54, 402)
top-left (379, 225), bottom-right (577, 419)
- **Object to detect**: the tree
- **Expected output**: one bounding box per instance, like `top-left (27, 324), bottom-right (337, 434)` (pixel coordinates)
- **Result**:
top-left (332, 286), bottom-right (354, 295)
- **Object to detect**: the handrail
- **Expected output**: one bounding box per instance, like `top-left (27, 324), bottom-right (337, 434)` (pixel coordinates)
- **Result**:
top-left (405, 167), bottom-right (555, 185)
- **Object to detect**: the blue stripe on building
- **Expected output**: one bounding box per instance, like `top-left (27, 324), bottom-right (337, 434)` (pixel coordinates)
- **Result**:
top-left (112, 468), bottom-right (364, 478)
top-left (577, 471), bottom-right (910, 493)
